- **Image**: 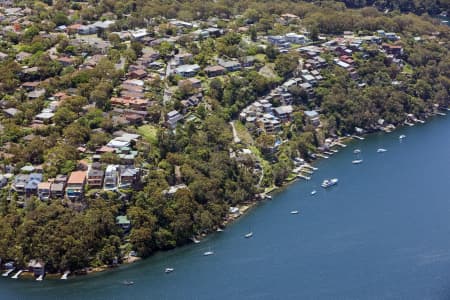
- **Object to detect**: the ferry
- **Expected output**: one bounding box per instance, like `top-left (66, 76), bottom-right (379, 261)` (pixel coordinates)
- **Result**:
top-left (321, 178), bottom-right (338, 188)
top-left (353, 149), bottom-right (361, 154)
top-left (311, 190), bottom-right (317, 195)
top-left (290, 210), bottom-right (299, 215)
top-left (244, 232), bottom-right (253, 239)
top-left (165, 268), bottom-right (174, 274)
top-left (352, 159), bottom-right (363, 164)
top-left (377, 148), bottom-right (387, 153)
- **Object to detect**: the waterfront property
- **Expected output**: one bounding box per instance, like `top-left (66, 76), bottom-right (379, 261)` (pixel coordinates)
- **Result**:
top-left (27, 260), bottom-right (45, 278)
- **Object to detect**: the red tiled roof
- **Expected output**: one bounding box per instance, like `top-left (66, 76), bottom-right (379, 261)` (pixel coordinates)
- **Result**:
top-left (67, 171), bottom-right (87, 184)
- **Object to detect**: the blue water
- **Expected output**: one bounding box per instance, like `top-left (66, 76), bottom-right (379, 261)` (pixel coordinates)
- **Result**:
top-left (2, 116), bottom-right (450, 299)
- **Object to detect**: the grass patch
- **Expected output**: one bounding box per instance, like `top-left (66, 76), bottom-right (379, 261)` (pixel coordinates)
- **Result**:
top-left (137, 124), bottom-right (158, 145)
top-left (234, 121), bottom-right (254, 145)
top-left (259, 63), bottom-right (282, 81)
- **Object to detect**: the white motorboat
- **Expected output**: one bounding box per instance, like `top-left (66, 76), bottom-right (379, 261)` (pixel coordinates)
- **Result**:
top-left (399, 134), bottom-right (406, 139)
top-left (310, 190), bottom-right (317, 195)
top-left (244, 232), bottom-right (253, 238)
top-left (352, 159), bottom-right (363, 164)
top-left (165, 268), bottom-right (174, 274)
top-left (122, 280), bottom-right (134, 286)
top-left (377, 148), bottom-right (387, 153)
top-left (36, 274), bottom-right (44, 281)
top-left (353, 149), bottom-right (361, 154)
top-left (290, 210), bottom-right (299, 215)
top-left (203, 251), bottom-right (214, 256)
top-left (321, 178), bottom-right (339, 188)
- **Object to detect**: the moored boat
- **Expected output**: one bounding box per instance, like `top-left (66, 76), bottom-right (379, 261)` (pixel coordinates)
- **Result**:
top-left (377, 148), bottom-right (387, 153)
top-left (165, 268), bottom-right (174, 274)
top-left (61, 271), bottom-right (70, 280)
top-left (352, 159), bottom-right (363, 164)
top-left (11, 270), bottom-right (23, 279)
top-left (2, 269), bottom-right (14, 277)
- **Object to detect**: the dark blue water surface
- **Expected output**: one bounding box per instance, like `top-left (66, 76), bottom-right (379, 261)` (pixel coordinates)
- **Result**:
top-left (2, 115), bottom-right (450, 300)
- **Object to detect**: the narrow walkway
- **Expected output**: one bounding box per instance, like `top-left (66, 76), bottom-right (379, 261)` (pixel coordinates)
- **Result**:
top-left (229, 121), bottom-right (241, 144)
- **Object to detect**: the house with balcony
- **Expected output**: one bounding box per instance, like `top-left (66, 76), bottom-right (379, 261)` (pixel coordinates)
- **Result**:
top-left (218, 59), bottom-right (242, 72)
top-left (50, 182), bottom-right (65, 199)
top-left (104, 165), bottom-right (119, 191)
top-left (24, 173), bottom-right (42, 197)
top-left (304, 110), bottom-right (320, 126)
top-left (66, 171), bottom-right (87, 201)
top-left (37, 182), bottom-right (51, 201)
top-left (174, 64), bottom-right (200, 77)
top-left (268, 35), bottom-right (290, 47)
top-left (87, 168), bottom-right (104, 189)
top-left (119, 166), bottom-right (140, 189)
top-left (273, 105), bottom-right (293, 122)
top-left (285, 33), bottom-right (306, 44)
top-left (166, 110), bottom-right (183, 129)
top-left (174, 53), bottom-right (193, 65)
top-left (12, 174), bottom-right (28, 194)
top-left (382, 43), bottom-right (403, 57)
top-left (204, 65), bottom-right (226, 77)
top-left (256, 114), bottom-right (281, 134)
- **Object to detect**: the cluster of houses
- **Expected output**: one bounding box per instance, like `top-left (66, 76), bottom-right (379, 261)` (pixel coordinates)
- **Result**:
top-left (171, 52), bottom-right (256, 78)
top-left (10, 163), bottom-right (141, 202)
top-left (4, 131), bottom-right (142, 202)
top-left (237, 27), bottom-right (406, 139)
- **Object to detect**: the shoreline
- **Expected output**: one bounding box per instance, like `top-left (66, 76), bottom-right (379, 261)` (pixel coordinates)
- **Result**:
top-left (2, 110), bottom-right (447, 280)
